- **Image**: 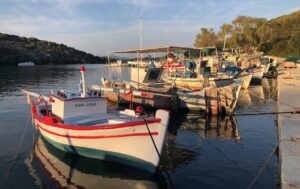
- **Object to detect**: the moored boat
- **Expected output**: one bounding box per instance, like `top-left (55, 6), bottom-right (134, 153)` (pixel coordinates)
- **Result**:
top-left (18, 61), bottom-right (35, 66)
top-left (166, 76), bottom-right (204, 90)
top-left (95, 67), bottom-right (177, 110)
top-left (22, 67), bottom-right (170, 173)
top-left (248, 65), bottom-right (264, 83)
top-left (236, 72), bottom-right (252, 89)
top-left (177, 80), bottom-right (243, 115)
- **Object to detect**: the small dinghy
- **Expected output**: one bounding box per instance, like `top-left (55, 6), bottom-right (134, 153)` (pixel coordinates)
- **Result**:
top-left (22, 66), bottom-right (170, 173)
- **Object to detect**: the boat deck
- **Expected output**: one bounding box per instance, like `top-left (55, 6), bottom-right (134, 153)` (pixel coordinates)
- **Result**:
top-left (63, 111), bottom-right (143, 126)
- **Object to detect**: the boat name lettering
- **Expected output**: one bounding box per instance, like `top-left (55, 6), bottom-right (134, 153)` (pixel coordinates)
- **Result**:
top-left (75, 103), bottom-right (97, 107)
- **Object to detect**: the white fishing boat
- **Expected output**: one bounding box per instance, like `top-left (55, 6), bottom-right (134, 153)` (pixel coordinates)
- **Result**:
top-left (18, 61), bottom-right (35, 66)
top-left (22, 66), bottom-right (170, 173)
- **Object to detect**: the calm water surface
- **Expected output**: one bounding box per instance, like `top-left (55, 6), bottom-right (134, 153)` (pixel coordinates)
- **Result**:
top-left (0, 64), bottom-right (278, 189)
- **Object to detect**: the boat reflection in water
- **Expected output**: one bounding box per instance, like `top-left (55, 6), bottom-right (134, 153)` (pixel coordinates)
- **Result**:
top-left (248, 85), bottom-right (265, 104)
top-left (238, 89), bottom-right (252, 107)
top-left (161, 114), bottom-right (240, 171)
top-left (25, 137), bottom-right (166, 189)
top-left (173, 113), bottom-right (240, 141)
top-left (169, 114), bottom-right (240, 140)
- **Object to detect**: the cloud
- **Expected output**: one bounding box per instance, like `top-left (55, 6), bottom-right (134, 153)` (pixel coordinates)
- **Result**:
top-left (0, 0), bottom-right (299, 56)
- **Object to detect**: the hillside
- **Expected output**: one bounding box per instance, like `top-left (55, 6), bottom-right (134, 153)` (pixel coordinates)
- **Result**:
top-left (0, 33), bottom-right (106, 66)
top-left (194, 10), bottom-right (300, 57)
top-left (258, 10), bottom-right (300, 57)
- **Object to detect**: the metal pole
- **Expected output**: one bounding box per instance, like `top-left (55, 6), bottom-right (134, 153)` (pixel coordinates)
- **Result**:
top-left (137, 50), bottom-right (139, 89)
top-left (107, 53), bottom-right (112, 82)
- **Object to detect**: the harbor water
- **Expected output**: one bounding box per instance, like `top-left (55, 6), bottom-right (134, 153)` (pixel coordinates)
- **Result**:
top-left (0, 64), bottom-right (278, 189)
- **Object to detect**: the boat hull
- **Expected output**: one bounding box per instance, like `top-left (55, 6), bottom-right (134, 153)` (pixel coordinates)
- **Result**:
top-left (237, 73), bottom-right (252, 89)
top-left (209, 78), bottom-right (235, 88)
top-left (166, 77), bottom-right (203, 90)
top-left (103, 90), bottom-right (174, 109)
top-left (30, 137), bottom-right (160, 189)
top-left (167, 76), bottom-right (236, 90)
top-left (42, 135), bottom-right (156, 171)
top-left (249, 66), bottom-right (264, 83)
top-left (32, 105), bottom-right (169, 173)
top-left (177, 81), bottom-right (242, 115)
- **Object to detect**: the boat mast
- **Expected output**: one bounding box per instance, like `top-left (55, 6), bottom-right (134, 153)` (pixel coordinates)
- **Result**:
top-left (140, 16), bottom-right (143, 50)
top-left (138, 16), bottom-right (143, 89)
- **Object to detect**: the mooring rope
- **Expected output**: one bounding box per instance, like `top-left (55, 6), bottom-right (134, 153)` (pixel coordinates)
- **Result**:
top-left (0, 110), bottom-right (31, 187)
top-left (246, 143), bottom-right (278, 189)
top-left (247, 88), bottom-right (265, 102)
top-left (234, 110), bottom-right (298, 116)
top-left (141, 116), bottom-right (175, 189)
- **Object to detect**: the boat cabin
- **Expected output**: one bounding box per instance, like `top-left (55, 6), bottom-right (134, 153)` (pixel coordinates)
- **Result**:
top-left (50, 90), bottom-right (107, 119)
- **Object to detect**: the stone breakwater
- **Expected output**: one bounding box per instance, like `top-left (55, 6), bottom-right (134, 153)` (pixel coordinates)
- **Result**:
top-left (277, 65), bottom-right (300, 189)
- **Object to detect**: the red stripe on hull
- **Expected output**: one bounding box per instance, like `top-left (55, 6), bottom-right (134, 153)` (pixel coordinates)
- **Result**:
top-left (38, 123), bottom-right (158, 139)
top-left (31, 103), bottom-right (161, 131)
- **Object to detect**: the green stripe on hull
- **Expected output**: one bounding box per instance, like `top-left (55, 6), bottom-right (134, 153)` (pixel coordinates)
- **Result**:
top-left (41, 135), bottom-right (157, 173)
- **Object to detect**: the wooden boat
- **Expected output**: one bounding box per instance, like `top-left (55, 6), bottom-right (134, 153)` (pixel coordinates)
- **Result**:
top-left (177, 80), bottom-right (243, 115)
top-left (26, 137), bottom-right (161, 188)
top-left (248, 65), bottom-right (265, 82)
top-left (22, 66), bottom-right (170, 173)
top-left (94, 68), bottom-right (177, 110)
top-left (92, 67), bottom-right (242, 114)
top-left (236, 72), bottom-right (252, 89)
top-left (213, 66), bottom-right (252, 89)
top-left (166, 74), bottom-right (239, 90)
top-left (166, 76), bottom-right (204, 90)
top-left (166, 65), bottom-right (251, 90)
top-left (95, 46), bottom-right (243, 115)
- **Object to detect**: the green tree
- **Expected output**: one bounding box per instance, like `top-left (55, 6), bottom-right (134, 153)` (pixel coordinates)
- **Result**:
top-left (194, 28), bottom-right (218, 48)
top-left (287, 32), bottom-right (300, 56)
top-left (231, 16), bottom-right (267, 52)
top-left (218, 24), bottom-right (233, 49)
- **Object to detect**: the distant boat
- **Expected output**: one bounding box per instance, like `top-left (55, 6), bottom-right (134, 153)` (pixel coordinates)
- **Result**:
top-left (18, 61), bottom-right (35, 66)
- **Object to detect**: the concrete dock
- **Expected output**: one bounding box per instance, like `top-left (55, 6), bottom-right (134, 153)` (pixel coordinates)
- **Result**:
top-left (277, 65), bottom-right (300, 189)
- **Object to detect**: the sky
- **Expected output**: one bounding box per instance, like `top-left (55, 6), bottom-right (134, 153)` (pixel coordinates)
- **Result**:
top-left (0, 0), bottom-right (299, 56)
